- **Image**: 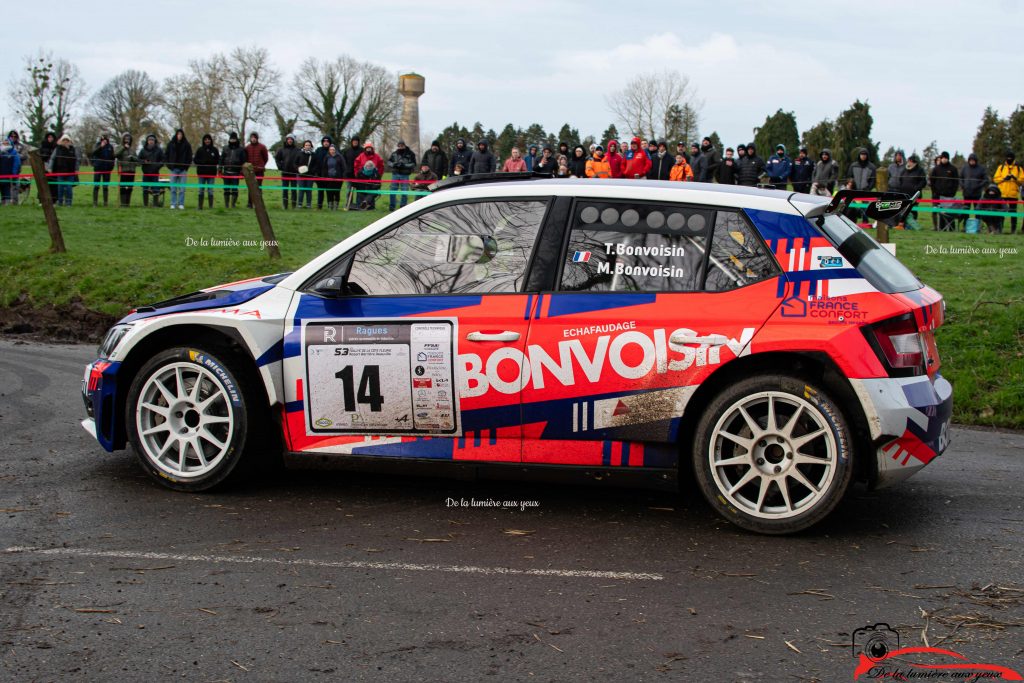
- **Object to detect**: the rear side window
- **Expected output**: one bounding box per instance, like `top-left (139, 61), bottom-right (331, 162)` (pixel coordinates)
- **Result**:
top-left (816, 214), bottom-right (921, 293)
top-left (560, 201), bottom-right (710, 292)
top-left (705, 211), bottom-right (781, 291)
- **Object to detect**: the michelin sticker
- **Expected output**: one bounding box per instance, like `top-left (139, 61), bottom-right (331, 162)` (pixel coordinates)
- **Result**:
top-left (303, 319), bottom-right (459, 435)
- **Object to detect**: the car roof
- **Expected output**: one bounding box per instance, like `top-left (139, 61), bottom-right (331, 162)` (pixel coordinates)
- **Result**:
top-left (278, 179), bottom-right (830, 292)
top-left (431, 178), bottom-right (830, 215)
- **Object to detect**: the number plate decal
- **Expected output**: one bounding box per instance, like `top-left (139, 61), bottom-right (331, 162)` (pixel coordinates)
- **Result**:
top-left (303, 319), bottom-right (459, 435)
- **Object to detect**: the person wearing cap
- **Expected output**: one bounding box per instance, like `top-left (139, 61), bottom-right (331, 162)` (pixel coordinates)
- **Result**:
top-left (387, 140), bottom-right (417, 211)
top-left (735, 143), bottom-right (747, 162)
top-left (115, 133), bottom-right (139, 207)
top-left (585, 145), bottom-right (611, 178)
top-left (790, 146), bottom-right (814, 193)
top-left (765, 144), bottom-right (792, 191)
top-left (165, 129), bottom-right (192, 210)
top-left (193, 133), bottom-right (221, 210)
top-left (646, 141), bottom-right (673, 180)
top-left (502, 147), bottom-right (528, 173)
top-left (245, 132), bottom-right (268, 208)
top-left (353, 142), bottom-right (384, 210)
top-left (296, 140), bottom-right (315, 209)
top-left (449, 138), bottom-right (472, 176)
top-left (929, 151), bottom-right (960, 231)
top-left (421, 140), bottom-right (448, 181)
top-left (993, 151), bottom-right (1023, 233)
top-left (697, 138), bottom-right (720, 182)
top-left (275, 134), bottom-right (303, 209)
top-left (413, 162), bottom-right (438, 196)
top-left (219, 132), bottom-right (246, 208)
top-left (138, 133), bottom-right (164, 207)
top-left (675, 141), bottom-right (688, 161)
top-left (48, 134), bottom-right (80, 207)
top-left (89, 134), bottom-right (115, 207)
top-left (736, 143), bottom-right (765, 187)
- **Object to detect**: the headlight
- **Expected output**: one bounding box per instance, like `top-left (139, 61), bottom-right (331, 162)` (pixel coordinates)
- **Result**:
top-left (98, 324), bottom-right (132, 358)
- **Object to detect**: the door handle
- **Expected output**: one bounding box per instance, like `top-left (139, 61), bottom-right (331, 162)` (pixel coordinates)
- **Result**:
top-left (466, 331), bottom-right (521, 342)
top-left (669, 333), bottom-right (729, 346)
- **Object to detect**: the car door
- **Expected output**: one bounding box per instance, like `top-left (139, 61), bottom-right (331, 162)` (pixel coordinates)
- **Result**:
top-left (520, 199), bottom-right (782, 468)
top-left (282, 198), bottom-right (550, 463)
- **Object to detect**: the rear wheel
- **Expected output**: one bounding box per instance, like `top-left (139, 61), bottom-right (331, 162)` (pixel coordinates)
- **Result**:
top-left (692, 375), bottom-right (854, 534)
top-left (126, 346), bottom-right (263, 491)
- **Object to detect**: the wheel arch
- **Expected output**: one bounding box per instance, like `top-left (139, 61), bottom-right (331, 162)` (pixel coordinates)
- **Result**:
top-left (113, 324), bottom-right (275, 450)
top-left (677, 351), bottom-right (875, 483)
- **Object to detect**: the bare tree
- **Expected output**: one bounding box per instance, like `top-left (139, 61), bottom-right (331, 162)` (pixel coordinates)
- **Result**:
top-left (163, 57), bottom-right (234, 144)
top-left (353, 62), bottom-right (401, 145)
top-left (293, 56), bottom-right (365, 143)
top-left (604, 70), bottom-right (703, 142)
top-left (223, 46), bottom-right (281, 140)
top-left (10, 50), bottom-right (87, 142)
top-left (89, 69), bottom-right (164, 140)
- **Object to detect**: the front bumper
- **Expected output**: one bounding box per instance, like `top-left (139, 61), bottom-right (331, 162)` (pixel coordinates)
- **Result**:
top-left (82, 359), bottom-right (124, 452)
top-left (850, 374), bottom-right (953, 488)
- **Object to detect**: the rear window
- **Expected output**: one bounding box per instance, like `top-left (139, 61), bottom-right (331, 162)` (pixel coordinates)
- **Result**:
top-left (816, 214), bottom-right (922, 293)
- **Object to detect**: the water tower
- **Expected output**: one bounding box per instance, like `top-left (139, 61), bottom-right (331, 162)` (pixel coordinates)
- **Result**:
top-left (398, 73), bottom-right (425, 160)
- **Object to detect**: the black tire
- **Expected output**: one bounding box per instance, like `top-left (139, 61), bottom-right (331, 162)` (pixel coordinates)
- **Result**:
top-left (125, 345), bottom-right (268, 491)
top-left (692, 374), bottom-right (854, 534)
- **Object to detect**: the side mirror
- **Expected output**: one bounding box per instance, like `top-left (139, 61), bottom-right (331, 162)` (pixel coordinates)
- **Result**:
top-left (310, 255), bottom-right (355, 297)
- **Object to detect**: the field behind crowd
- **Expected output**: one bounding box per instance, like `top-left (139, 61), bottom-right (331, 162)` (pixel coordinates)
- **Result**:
top-left (1, 198), bottom-right (1021, 429)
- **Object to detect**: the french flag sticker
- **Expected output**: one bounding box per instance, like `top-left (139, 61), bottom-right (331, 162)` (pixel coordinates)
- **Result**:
top-left (572, 251), bottom-right (591, 263)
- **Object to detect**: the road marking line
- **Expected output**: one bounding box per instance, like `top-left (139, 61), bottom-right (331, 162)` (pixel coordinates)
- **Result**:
top-left (4, 546), bottom-right (663, 581)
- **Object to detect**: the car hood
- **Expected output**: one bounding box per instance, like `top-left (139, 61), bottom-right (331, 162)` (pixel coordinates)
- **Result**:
top-left (119, 273), bottom-right (291, 324)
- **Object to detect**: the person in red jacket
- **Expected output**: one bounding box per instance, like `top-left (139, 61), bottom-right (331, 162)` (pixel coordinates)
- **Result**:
top-left (245, 132), bottom-right (269, 208)
top-left (501, 147), bottom-right (528, 173)
top-left (606, 140), bottom-right (624, 178)
top-left (352, 142), bottom-right (385, 209)
top-left (622, 136), bottom-right (651, 179)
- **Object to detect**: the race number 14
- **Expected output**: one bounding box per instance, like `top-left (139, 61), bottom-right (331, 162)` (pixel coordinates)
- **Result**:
top-left (335, 365), bottom-right (384, 412)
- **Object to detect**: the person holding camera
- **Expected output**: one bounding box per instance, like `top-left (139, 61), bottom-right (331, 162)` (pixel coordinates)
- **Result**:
top-left (993, 151), bottom-right (1023, 233)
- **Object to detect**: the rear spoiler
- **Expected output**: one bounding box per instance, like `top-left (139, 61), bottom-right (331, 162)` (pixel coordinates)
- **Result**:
top-left (823, 189), bottom-right (920, 223)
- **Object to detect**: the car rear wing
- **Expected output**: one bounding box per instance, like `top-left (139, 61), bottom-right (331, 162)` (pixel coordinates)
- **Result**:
top-left (821, 189), bottom-right (920, 223)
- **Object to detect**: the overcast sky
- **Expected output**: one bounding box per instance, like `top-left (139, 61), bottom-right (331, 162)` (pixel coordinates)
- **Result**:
top-left (4, 1), bottom-right (1022, 155)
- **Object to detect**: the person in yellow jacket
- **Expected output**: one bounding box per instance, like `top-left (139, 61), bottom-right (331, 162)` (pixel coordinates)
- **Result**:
top-left (585, 145), bottom-right (612, 178)
top-left (993, 151), bottom-right (1023, 233)
top-left (669, 154), bottom-right (694, 181)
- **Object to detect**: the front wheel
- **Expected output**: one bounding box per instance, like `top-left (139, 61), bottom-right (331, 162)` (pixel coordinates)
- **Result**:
top-left (126, 346), bottom-right (261, 491)
top-left (692, 375), bottom-right (854, 534)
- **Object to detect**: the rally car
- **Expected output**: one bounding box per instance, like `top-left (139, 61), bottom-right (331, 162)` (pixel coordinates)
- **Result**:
top-left (82, 175), bottom-right (951, 534)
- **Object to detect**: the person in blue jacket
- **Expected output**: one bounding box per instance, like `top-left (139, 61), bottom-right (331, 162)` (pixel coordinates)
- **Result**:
top-left (0, 132), bottom-right (22, 205)
top-left (765, 144), bottom-right (792, 191)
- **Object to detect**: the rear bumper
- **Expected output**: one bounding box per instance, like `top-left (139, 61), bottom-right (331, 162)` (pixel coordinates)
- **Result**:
top-left (849, 374), bottom-right (953, 488)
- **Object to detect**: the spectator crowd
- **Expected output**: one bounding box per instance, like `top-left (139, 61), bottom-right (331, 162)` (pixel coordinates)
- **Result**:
top-left (1, 127), bottom-right (1022, 233)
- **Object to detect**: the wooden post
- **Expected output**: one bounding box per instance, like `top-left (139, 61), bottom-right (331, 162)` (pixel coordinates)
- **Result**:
top-left (27, 149), bottom-right (66, 253)
top-left (240, 163), bottom-right (281, 260)
top-left (877, 220), bottom-right (890, 243)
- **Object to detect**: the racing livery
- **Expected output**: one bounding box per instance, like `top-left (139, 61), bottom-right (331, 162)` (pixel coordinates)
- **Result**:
top-left (82, 177), bottom-right (952, 533)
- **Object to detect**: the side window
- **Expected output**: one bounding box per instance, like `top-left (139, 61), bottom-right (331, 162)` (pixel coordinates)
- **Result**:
top-left (704, 211), bottom-right (780, 291)
top-left (560, 201), bottom-right (710, 292)
top-left (348, 200), bottom-right (547, 295)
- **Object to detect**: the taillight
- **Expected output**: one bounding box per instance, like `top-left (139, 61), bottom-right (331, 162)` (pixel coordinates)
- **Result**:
top-left (865, 314), bottom-right (926, 376)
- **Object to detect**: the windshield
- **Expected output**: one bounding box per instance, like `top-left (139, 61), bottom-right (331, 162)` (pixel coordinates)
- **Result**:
top-left (815, 214), bottom-right (922, 294)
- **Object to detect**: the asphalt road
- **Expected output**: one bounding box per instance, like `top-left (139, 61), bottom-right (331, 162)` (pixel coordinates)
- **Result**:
top-left (1, 339), bottom-right (1022, 682)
